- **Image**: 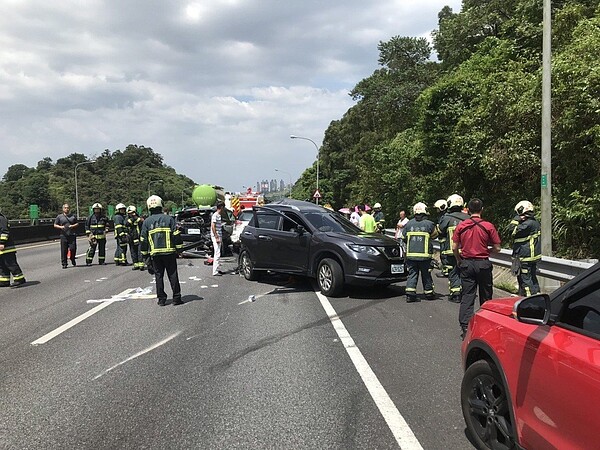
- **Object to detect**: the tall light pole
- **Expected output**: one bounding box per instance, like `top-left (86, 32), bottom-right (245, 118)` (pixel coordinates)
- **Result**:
top-left (275, 168), bottom-right (292, 198)
top-left (148, 179), bottom-right (164, 198)
top-left (75, 160), bottom-right (96, 218)
top-left (541, 0), bottom-right (552, 257)
top-left (290, 135), bottom-right (320, 204)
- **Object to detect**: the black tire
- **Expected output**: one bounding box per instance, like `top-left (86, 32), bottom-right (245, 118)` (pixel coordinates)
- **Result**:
top-left (317, 258), bottom-right (344, 297)
top-left (240, 250), bottom-right (260, 281)
top-left (461, 359), bottom-right (517, 450)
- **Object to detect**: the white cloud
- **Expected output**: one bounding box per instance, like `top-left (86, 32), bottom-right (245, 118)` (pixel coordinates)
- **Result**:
top-left (0, 0), bottom-right (461, 192)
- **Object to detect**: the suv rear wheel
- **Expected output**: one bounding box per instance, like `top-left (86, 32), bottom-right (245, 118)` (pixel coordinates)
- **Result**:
top-left (240, 250), bottom-right (260, 281)
top-left (317, 258), bottom-right (343, 297)
top-left (461, 359), bottom-right (517, 450)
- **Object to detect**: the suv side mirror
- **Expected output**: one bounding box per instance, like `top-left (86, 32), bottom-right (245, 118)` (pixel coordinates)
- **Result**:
top-left (296, 225), bottom-right (306, 235)
top-left (514, 294), bottom-right (551, 325)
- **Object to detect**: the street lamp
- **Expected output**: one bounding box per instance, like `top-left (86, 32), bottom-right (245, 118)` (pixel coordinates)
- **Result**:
top-left (75, 160), bottom-right (96, 218)
top-left (290, 135), bottom-right (320, 204)
top-left (148, 179), bottom-right (164, 198)
top-left (275, 168), bottom-right (292, 198)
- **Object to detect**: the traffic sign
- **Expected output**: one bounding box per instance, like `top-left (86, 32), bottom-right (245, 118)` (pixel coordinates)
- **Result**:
top-left (313, 189), bottom-right (321, 199)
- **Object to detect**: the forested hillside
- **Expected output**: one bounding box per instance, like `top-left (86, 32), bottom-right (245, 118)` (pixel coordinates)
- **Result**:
top-left (0, 145), bottom-right (196, 218)
top-left (292, 0), bottom-right (600, 258)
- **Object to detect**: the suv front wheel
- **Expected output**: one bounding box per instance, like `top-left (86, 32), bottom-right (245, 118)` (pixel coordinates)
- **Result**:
top-left (317, 258), bottom-right (343, 297)
top-left (461, 359), bottom-right (517, 450)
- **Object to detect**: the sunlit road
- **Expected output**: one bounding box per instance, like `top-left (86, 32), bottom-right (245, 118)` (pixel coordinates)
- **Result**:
top-left (0, 237), bottom-right (484, 449)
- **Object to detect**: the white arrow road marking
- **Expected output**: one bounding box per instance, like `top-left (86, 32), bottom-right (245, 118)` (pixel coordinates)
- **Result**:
top-left (94, 331), bottom-right (181, 380)
top-left (86, 287), bottom-right (155, 303)
top-left (31, 288), bottom-right (150, 345)
top-left (315, 288), bottom-right (424, 450)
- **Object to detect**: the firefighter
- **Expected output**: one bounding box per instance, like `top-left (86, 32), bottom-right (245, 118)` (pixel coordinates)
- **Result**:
top-left (126, 205), bottom-right (145, 270)
top-left (0, 208), bottom-right (26, 287)
top-left (434, 199), bottom-right (449, 277)
top-left (372, 202), bottom-right (385, 233)
top-left (438, 194), bottom-right (470, 303)
top-left (113, 203), bottom-right (129, 266)
top-left (403, 202), bottom-right (438, 302)
top-left (510, 200), bottom-right (541, 296)
top-left (85, 203), bottom-right (109, 266)
top-left (140, 195), bottom-right (184, 306)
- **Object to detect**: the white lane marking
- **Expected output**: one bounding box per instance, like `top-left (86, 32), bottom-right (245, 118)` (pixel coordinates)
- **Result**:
top-left (31, 288), bottom-right (133, 346)
top-left (315, 290), bottom-right (424, 450)
top-left (31, 302), bottom-right (112, 345)
top-left (94, 331), bottom-right (181, 380)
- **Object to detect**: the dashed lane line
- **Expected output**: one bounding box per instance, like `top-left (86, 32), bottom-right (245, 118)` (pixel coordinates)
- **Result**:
top-left (314, 288), bottom-right (424, 450)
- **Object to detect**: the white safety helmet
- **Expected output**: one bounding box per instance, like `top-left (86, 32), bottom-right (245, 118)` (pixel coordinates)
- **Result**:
top-left (127, 205), bottom-right (137, 214)
top-left (447, 194), bottom-right (464, 209)
top-left (373, 202), bottom-right (382, 209)
top-left (147, 195), bottom-right (163, 209)
top-left (434, 199), bottom-right (447, 212)
top-left (116, 203), bottom-right (126, 211)
top-left (413, 202), bottom-right (428, 215)
top-left (515, 200), bottom-right (534, 215)
top-left (92, 202), bottom-right (103, 210)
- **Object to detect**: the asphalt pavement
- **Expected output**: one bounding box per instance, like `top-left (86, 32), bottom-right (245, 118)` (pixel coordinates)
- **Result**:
top-left (0, 237), bottom-right (484, 449)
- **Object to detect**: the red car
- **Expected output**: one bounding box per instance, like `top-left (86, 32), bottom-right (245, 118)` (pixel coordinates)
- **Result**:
top-left (461, 263), bottom-right (600, 450)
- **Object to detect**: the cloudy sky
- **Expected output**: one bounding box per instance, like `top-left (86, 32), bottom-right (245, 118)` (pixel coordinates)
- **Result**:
top-left (0, 0), bottom-right (461, 193)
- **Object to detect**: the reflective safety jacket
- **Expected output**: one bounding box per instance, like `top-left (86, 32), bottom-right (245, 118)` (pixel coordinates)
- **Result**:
top-left (437, 210), bottom-right (471, 255)
top-left (140, 212), bottom-right (183, 257)
top-left (436, 212), bottom-right (448, 254)
top-left (510, 214), bottom-right (541, 262)
top-left (113, 213), bottom-right (128, 241)
top-left (85, 214), bottom-right (109, 239)
top-left (0, 213), bottom-right (17, 256)
top-left (127, 215), bottom-right (143, 245)
top-left (373, 210), bottom-right (385, 232)
top-left (403, 215), bottom-right (438, 260)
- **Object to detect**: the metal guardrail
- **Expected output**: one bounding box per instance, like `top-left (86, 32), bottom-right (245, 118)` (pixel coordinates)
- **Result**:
top-left (384, 228), bottom-right (596, 282)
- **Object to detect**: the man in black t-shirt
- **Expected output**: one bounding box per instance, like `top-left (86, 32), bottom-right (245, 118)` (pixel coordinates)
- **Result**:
top-left (54, 203), bottom-right (79, 268)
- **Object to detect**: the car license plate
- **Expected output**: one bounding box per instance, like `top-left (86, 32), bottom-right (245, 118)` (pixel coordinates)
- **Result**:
top-left (187, 228), bottom-right (201, 235)
top-left (391, 264), bottom-right (404, 274)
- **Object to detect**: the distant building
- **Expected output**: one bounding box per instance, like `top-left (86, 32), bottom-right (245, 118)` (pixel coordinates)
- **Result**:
top-left (279, 179), bottom-right (285, 191)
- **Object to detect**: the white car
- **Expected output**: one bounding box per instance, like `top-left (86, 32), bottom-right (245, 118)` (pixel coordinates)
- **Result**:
top-left (231, 209), bottom-right (254, 243)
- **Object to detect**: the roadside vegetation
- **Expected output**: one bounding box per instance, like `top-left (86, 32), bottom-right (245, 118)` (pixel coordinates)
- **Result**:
top-left (0, 144), bottom-right (195, 218)
top-left (291, 0), bottom-right (600, 259)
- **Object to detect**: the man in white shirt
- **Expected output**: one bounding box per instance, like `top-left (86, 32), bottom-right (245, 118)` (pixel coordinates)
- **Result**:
top-left (395, 210), bottom-right (409, 239)
top-left (211, 202), bottom-right (225, 276)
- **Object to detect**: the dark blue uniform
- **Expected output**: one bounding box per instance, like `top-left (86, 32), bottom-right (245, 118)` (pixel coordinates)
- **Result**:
top-left (140, 211), bottom-right (183, 306)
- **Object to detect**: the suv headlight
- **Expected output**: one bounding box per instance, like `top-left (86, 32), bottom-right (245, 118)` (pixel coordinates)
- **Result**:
top-left (346, 244), bottom-right (380, 255)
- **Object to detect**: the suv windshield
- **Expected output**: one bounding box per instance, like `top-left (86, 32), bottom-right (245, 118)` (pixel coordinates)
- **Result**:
top-left (303, 211), bottom-right (360, 233)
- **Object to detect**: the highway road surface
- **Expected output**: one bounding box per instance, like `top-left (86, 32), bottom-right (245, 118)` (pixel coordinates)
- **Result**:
top-left (0, 236), bottom-right (498, 449)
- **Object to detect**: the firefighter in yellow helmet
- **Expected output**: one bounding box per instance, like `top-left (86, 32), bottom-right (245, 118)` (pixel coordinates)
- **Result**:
top-left (403, 202), bottom-right (438, 302)
top-left (510, 201), bottom-right (541, 296)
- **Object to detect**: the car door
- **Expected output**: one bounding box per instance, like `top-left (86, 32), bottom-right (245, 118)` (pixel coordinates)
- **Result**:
top-left (277, 211), bottom-right (310, 272)
top-left (516, 277), bottom-right (600, 450)
top-left (245, 210), bottom-right (282, 269)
